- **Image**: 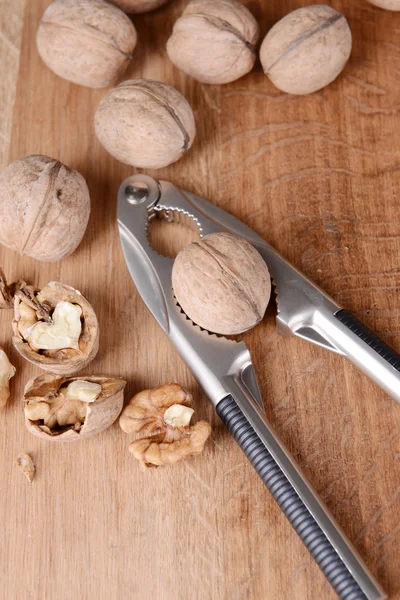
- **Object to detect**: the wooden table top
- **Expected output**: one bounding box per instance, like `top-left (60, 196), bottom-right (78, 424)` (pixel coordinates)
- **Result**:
top-left (0, 1), bottom-right (399, 599)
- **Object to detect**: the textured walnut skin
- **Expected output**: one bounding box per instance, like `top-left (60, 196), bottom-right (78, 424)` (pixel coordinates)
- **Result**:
top-left (36, 0), bottom-right (137, 88)
top-left (24, 374), bottom-right (126, 442)
top-left (172, 232), bottom-right (271, 335)
top-left (0, 155), bottom-right (90, 262)
top-left (167, 0), bottom-right (259, 84)
top-left (260, 5), bottom-right (352, 95)
top-left (95, 79), bottom-right (196, 169)
top-left (109, 0), bottom-right (169, 14)
top-left (12, 281), bottom-right (99, 375)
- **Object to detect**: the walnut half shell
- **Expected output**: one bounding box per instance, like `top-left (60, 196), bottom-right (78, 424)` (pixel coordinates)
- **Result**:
top-left (12, 281), bottom-right (99, 375)
top-left (24, 374), bottom-right (126, 442)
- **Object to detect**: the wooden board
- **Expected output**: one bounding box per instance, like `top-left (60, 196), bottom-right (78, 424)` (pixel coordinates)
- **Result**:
top-left (1, 1), bottom-right (400, 598)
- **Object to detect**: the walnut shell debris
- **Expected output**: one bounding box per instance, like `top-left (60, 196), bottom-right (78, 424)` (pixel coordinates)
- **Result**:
top-left (0, 347), bottom-right (16, 410)
top-left (367, 0), bottom-right (400, 7)
top-left (12, 281), bottom-right (99, 375)
top-left (94, 79), bottom-right (196, 169)
top-left (120, 383), bottom-right (211, 468)
top-left (172, 232), bottom-right (271, 335)
top-left (16, 453), bottom-right (36, 483)
top-left (0, 268), bottom-right (24, 310)
top-left (24, 374), bottom-right (126, 442)
top-left (259, 5), bottom-right (352, 95)
top-left (0, 155), bottom-right (90, 262)
top-left (167, 0), bottom-right (259, 84)
top-left (109, 0), bottom-right (169, 13)
top-left (37, 0), bottom-right (137, 89)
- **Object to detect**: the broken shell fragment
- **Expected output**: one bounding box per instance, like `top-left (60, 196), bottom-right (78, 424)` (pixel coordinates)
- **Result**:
top-left (24, 374), bottom-right (126, 442)
top-left (12, 281), bottom-right (99, 375)
top-left (16, 453), bottom-right (36, 483)
top-left (0, 348), bottom-right (16, 410)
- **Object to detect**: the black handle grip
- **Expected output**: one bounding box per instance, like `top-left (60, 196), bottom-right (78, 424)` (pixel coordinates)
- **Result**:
top-left (217, 395), bottom-right (369, 600)
top-left (335, 309), bottom-right (400, 371)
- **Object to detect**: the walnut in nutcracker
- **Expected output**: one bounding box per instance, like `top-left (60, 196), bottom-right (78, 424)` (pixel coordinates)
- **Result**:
top-left (259, 5), bottom-right (352, 95)
top-left (24, 374), bottom-right (126, 441)
top-left (109, 0), bottom-right (169, 13)
top-left (119, 383), bottom-right (211, 467)
top-left (94, 79), bottom-right (196, 169)
top-left (13, 281), bottom-right (99, 375)
top-left (36, 0), bottom-right (137, 88)
top-left (172, 232), bottom-right (271, 336)
top-left (167, 0), bottom-right (259, 84)
top-left (0, 155), bottom-right (90, 262)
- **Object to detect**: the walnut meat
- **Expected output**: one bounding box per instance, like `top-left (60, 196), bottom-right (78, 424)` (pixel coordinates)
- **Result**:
top-left (109, 0), bottom-right (169, 13)
top-left (259, 5), bottom-right (352, 95)
top-left (94, 79), bottom-right (196, 169)
top-left (167, 0), bottom-right (259, 84)
top-left (12, 281), bottom-right (99, 375)
top-left (120, 383), bottom-right (211, 467)
top-left (36, 0), bottom-right (137, 88)
top-left (172, 232), bottom-right (271, 335)
top-left (0, 155), bottom-right (90, 262)
top-left (24, 374), bottom-right (126, 442)
top-left (0, 348), bottom-right (16, 410)
top-left (16, 453), bottom-right (36, 483)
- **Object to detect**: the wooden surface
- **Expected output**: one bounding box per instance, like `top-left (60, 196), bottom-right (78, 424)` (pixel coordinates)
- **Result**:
top-left (0, 1), bottom-right (400, 599)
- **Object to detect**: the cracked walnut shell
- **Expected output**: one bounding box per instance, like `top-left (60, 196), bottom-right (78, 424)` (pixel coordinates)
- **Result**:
top-left (120, 383), bottom-right (211, 467)
top-left (94, 79), bottom-right (196, 169)
top-left (0, 155), bottom-right (90, 262)
top-left (37, 0), bottom-right (137, 88)
top-left (259, 5), bottom-right (352, 95)
top-left (0, 348), bottom-right (16, 411)
top-left (12, 281), bottom-right (99, 375)
top-left (109, 0), bottom-right (169, 13)
top-left (167, 0), bottom-right (259, 84)
top-left (172, 232), bottom-right (271, 335)
top-left (24, 374), bottom-right (126, 441)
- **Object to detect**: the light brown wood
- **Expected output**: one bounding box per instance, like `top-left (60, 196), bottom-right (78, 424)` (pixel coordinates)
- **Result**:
top-left (1, 1), bottom-right (400, 599)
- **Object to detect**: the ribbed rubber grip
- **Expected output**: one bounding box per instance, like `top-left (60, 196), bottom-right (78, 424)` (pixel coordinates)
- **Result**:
top-left (217, 395), bottom-right (367, 600)
top-left (335, 309), bottom-right (400, 371)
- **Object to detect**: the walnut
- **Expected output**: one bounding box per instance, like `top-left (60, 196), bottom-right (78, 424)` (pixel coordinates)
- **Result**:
top-left (36, 0), bottom-right (137, 88)
top-left (119, 383), bottom-right (211, 468)
top-left (0, 348), bottom-right (16, 410)
top-left (367, 0), bottom-right (400, 7)
top-left (172, 232), bottom-right (271, 335)
top-left (12, 281), bottom-right (99, 375)
top-left (0, 268), bottom-right (24, 310)
top-left (94, 79), bottom-right (196, 169)
top-left (109, 0), bottom-right (169, 14)
top-left (166, 0), bottom-right (259, 84)
top-left (24, 374), bottom-right (126, 442)
top-left (0, 155), bottom-right (90, 262)
top-left (259, 6), bottom-right (352, 95)
top-left (16, 453), bottom-right (36, 483)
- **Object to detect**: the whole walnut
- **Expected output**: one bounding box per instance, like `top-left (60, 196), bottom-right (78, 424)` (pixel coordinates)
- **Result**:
top-left (366, 0), bottom-right (400, 8)
top-left (36, 0), bottom-right (137, 88)
top-left (260, 5), bottom-right (352, 95)
top-left (109, 0), bottom-right (169, 13)
top-left (172, 232), bottom-right (271, 335)
top-left (167, 0), bottom-right (259, 84)
top-left (94, 79), bottom-right (196, 169)
top-left (0, 155), bottom-right (90, 262)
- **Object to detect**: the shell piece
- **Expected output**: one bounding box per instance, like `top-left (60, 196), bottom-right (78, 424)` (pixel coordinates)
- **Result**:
top-left (0, 155), bottom-right (90, 262)
top-left (24, 374), bottom-right (126, 442)
top-left (0, 268), bottom-right (25, 309)
top-left (109, 0), bottom-right (169, 13)
top-left (16, 453), bottom-right (36, 483)
top-left (36, 0), bottom-right (137, 88)
top-left (12, 281), bottom-right (99, 375)
top-left (0, 348), bottom-right (16, 410)
top-left (259, 5), bottom-right (352, 95)
top-left (94, 79), bottom-right (196, 169)
top-left (172, 232), bottom-right (271, 335)
top-left (367, 0), bottom-right (400, 8)
top-left (167, 0), bottom-right (259, 84)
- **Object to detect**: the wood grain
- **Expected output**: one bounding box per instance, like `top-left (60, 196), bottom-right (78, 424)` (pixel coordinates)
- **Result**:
top-left (1, 1), bottom-right (400, 599)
